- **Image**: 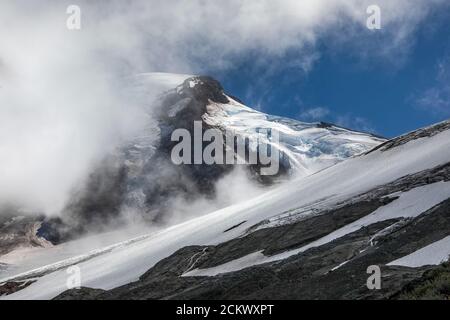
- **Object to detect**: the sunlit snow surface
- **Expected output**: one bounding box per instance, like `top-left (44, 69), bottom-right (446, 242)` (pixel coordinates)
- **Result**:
top-left (2, 120), bottom-right (450, 299)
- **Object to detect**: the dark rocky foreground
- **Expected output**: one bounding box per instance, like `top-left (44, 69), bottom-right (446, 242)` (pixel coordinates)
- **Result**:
top-left (55, 163), bottom-right (450, 300)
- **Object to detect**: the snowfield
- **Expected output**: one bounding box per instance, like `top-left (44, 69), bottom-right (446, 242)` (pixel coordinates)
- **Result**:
top-left (2, 118), bottom-right (450, 300)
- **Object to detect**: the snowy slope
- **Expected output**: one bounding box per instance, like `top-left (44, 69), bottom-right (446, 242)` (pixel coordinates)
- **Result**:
top-left (2, 119), bottom-right (450, 300)
top-left (128, 73), bottom-right (384, 178)
top-left (0, 72), bottom-right (382, 261)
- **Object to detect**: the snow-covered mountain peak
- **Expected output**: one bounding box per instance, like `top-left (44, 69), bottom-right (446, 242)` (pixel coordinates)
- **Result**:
top-left (127, 73), bottom-right (385, 178)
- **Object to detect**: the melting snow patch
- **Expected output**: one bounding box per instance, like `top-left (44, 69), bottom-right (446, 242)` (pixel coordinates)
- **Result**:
top-left (387, 236), bottom-right (450, 268)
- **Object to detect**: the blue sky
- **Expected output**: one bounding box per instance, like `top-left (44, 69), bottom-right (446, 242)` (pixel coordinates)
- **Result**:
top-left (213, 8), bottom-right (450, 138)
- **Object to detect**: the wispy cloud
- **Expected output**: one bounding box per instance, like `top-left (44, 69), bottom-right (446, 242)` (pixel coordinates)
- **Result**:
top-left (415, 56), bottom-right (450, 115)
top-left (299, 107), bottom-right (331, 121)
top-left (335, 114), bottom-right (376, 133)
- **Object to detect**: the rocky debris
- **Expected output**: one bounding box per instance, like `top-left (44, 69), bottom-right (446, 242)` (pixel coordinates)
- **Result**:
top-left (391, 262), bottom-right (450, 300)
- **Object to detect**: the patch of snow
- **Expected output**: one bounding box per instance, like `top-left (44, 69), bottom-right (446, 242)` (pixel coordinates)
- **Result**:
top-left (3, 119), bottom-right (450, 299)
top-left (387, 236), bottom-right (450, 267)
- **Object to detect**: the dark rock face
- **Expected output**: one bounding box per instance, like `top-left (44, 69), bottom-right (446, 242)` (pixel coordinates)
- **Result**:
top-left (55, 162), bottom-right (450, 300)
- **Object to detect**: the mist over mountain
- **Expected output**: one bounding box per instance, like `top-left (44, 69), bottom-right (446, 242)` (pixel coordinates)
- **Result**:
top-left (1, 76), bottom-right (449, 300)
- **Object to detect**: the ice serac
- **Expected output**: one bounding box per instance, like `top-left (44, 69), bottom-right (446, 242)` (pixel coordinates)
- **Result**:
top-left (2, 115), bottom-right (450, 300)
